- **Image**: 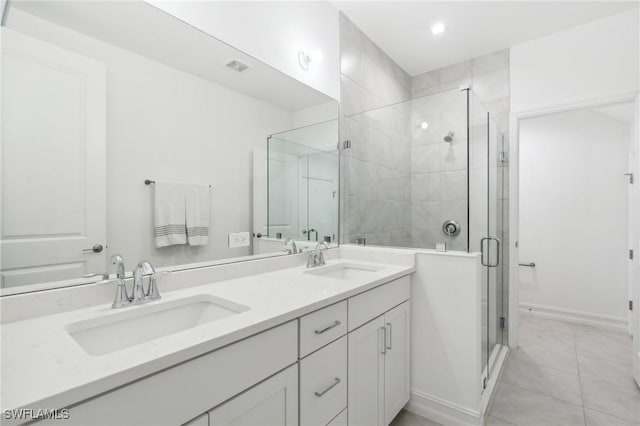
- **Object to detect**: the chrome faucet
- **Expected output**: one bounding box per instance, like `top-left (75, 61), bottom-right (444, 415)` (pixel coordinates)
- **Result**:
top-left (307, 241), bottom-right (329, 268)
top-left (98, 257), bottom-right (162, 308)
top-left (132, 260), bottom-right (159, 304)
top-left (284, 238), bottom-right (298, 254)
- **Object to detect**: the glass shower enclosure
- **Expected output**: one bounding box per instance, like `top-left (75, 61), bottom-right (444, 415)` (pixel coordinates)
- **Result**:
top-left (341, 86), bottom-right (506, 384)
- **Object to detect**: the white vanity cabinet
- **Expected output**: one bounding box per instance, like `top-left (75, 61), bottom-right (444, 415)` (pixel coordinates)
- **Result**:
top-left (32, 274), bottom-right (411, 426)
top-left (208, 364), bottom-right (298, 425)
top-left (347, 277), bottom-right (411, 426)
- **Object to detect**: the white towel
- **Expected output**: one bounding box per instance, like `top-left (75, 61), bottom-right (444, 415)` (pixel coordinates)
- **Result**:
top-left (185, 184), bottom-right (210, 246)
top-left (154, 183), bottom-right (187, 248)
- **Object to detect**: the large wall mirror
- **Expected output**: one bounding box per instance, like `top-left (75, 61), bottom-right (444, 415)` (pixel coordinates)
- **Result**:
top-left (0, 1), bottom-right (339, 295)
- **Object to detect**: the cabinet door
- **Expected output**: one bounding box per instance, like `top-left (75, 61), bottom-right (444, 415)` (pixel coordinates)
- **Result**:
top-left (300, 336), bottom-right (347, 426)
top-left (384, 301), bottom-right (411, 425)
top-left (348, 315), bottom-right (385, 426)
top-left (208, 365), bottom-right (298, 426)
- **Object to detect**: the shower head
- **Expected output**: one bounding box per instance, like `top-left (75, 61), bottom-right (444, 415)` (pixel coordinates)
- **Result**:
top-left (443, 131), bottom-right (455, 143)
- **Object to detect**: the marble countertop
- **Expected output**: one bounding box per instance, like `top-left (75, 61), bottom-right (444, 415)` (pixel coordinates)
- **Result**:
top-left (0, 258), bottom-right (414, 416)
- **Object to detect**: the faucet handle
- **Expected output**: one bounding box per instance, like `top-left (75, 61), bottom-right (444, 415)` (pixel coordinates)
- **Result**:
top-left (97, 278), bottom-right (131, 309)
top-left (145, 271), bottom-right (169, 301)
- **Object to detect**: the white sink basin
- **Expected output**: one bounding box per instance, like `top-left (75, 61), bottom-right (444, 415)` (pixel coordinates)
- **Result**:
top-left (66, 295), bottom-right (249, 355)
top-left (305, 263), bottom-right (380, 280)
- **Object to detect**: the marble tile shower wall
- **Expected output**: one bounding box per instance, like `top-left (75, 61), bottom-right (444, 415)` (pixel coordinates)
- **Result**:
top-left (411, 50), bottom-right (511, 334)
top-left (410, 89), bottom-right (469, 251)
top-left (339, 13), bottom-right (413, 246)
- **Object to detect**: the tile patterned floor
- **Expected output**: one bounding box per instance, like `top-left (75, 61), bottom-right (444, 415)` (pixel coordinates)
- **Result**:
top-left (488, 316), bottom-right (639, 426)
top-left (392, 316), bottom-right (639, 426)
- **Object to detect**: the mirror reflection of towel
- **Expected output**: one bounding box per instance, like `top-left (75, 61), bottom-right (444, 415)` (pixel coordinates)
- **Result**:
top-left (154, 183), bottom-right (187, 248)
top-left (186, 184), bottom-right (210, 246)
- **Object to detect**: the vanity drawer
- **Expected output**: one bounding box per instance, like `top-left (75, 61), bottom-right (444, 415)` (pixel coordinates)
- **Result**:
top-left (300, 336), bottom-right (347, 426)
top-left (299, 300), bottom-right (347, 357)
top-left (348, 275), bottom-right (410, 331)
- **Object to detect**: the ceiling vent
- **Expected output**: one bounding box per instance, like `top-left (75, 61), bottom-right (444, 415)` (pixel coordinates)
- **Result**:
top-left (225, 59), bottom-right (249, 73)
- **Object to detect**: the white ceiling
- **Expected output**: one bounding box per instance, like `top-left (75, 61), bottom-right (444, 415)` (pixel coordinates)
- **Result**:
top-left (10, 1), bottom-right (333, 111)
top-left (333, 1), bottom-right (639, 76)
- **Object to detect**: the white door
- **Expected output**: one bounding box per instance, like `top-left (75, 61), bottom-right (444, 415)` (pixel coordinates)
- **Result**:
top-left (348, 315), bottom-right (385, 426)
top-left (384, 301), bottom-right (411, 425)
top-left (208, 364), bottom-right (298, 425)
top-left (1, 29), bottom-right (106, 288)
top-left (519, 109), bottom-right (629, 326)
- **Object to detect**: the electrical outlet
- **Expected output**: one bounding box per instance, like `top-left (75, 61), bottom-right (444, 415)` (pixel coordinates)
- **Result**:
top-left (228, 231), bottom-right (250, 248)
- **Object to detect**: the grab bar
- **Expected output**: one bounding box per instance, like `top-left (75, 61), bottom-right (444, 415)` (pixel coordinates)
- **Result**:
top-left (519, 262), bottom-right (536, 267)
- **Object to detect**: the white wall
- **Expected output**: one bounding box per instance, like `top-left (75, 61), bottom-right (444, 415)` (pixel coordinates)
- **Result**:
top-left (519, 108), bottom-right (630, 327)
top-left (510, 9), bottom-right (640, 113)
top-left (9, 10), bottom-right (294, 269)
top-left (148, 1), bottom-right (340, 101)
top-left (406, 251), bottom-right (484, 425)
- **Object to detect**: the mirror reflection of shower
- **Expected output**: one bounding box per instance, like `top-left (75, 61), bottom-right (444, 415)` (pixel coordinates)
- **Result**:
top-left (444, 131), bottom-right (455, 143)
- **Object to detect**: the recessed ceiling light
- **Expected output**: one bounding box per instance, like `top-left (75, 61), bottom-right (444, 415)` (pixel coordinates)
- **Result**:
top-left (431, 22), bottom-right (445, 35)
top-left (421, 121), bottom-right (429, 130)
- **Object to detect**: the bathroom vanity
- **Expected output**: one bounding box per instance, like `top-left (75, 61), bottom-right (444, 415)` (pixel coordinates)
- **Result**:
top-left (0, 253), bottom-right (414, 426)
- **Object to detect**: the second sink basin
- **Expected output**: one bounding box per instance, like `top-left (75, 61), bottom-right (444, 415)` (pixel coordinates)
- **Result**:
top-left (66, 295), bottom-right (249, 355)
top-left (305, 263), bottom-right (380, 280)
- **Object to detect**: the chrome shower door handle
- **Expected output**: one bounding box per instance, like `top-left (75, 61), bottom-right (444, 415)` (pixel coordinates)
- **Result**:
top-left (480, 237), bottom-right (500, 267)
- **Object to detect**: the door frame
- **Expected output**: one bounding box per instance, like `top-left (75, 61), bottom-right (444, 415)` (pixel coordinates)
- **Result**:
top-left (508, 91), bottom-right (640, 349)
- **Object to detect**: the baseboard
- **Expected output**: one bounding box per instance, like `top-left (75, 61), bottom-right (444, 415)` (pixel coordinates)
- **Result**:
top-left (406, 389), bottom-right (482, 426)
top-left (519, 303), bottom-right (627, 331)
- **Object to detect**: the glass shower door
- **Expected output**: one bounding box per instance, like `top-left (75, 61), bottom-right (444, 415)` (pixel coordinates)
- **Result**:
top-left (468, 92), bottom-right (502, 386)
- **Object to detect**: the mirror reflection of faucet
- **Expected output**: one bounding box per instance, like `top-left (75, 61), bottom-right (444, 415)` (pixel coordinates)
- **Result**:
top-left (283, 238), bottom-right (298, 254)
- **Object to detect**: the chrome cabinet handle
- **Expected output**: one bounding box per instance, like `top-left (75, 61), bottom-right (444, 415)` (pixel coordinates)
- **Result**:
top-left (381, 327), bottom-right (387, 354)
top-left (314, 320), bottom-right (341, 334)
top-left (519, 262), bottom-right (536, 267)
top-left (314, 377), bottom-right (341, 397)
top-left (386, 323), bottom-right (392, 350)
top-left (83, 244), bottom-right (103, 253)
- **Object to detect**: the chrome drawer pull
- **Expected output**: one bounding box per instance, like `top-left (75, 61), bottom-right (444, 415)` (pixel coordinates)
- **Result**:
top-left (314, 377), bottom-right (341, 397)
top-left (386, 323), bottom-right (392, 350)
top-left (314, 320), bottom-right (341, 335)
